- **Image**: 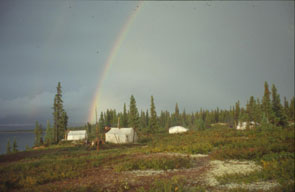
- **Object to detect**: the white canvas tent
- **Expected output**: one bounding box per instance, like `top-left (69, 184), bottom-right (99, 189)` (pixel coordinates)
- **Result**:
top-left (236, 122), bottom-right (247, 130)
top-left (236, 121), bottom-right (257, 130)
top-left (105, 128), bottom-right (137, 144)
top-left (67, 130), bottom-right (87, 141)
top-left (169, 126), bottom-right (189, 134)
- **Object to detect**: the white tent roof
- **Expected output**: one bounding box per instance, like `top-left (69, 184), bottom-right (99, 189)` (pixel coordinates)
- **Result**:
top-left (169, 126), bottom-right (189, 134)
top-left (68, 130), bottom-right (87, 136)
top-left (67, 130), bottom-right (87, 141)
top-left (105, 128), bottom-right (137, 144)
top-left (107, 128), bottom-right (134, 135)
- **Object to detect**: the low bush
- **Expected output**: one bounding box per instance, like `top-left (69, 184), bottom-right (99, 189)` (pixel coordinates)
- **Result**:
top-left (114, 156), bottom-right (192, 172)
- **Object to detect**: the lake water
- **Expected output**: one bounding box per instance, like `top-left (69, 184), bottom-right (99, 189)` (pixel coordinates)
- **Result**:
top-left (0, 132), bottom-right (36, 155)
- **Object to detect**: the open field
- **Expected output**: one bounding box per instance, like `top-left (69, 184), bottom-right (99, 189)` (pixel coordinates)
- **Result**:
top-left (0, 125), bottom-right (294, 192)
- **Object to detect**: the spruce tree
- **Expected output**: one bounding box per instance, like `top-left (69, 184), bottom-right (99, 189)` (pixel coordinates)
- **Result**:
top-left (6, 139), bottom-right (11, 154)
top-left (12, 138), bottom-right (18, 152)
top-left (173, 103), bottom-right (181, 126)
top-left (234, 101), bottom-right (240, 127)
top-left (290, 96), bottom-right (295, 121)
top-left (45, 120), bottom-right (53, 145)
top-left (149, 96), bottom-right (158, 133)
top-left (283, 97), bottom-right (289, 119)
top-left (195, 118), bottom-right (205, 130)
top-left (255, 98), bottom-right (262, 123)
top-left (52, 82), bottom-right (67, 143)
top-left (140, 111), bottom-right (146, 131)
top-left (87, 122), bottom-right (92, 134)
top-left (262, 81), bottom-right (272, 122)
top-left (145, 110), bottom-right (149, 128)
top-left (128, 95), bottom-right (139, 129)
top-left (98, 112), bottom-right (105, 132)
top-left (53, 97), bottom-right (58, 143)
top-left (60, 111), bottom-right (68, 140)
top-left (34, 121), bottom-right (41, 146)
top-left (105, 110), bottom-right (112, 127)
top-left (246, 96), bottom-right (256, 122)
top-left (271, 84), bottom-right (287, 127)
top-left (122, 103), bottom-right (128, 127)
top-left (182, 109), bottom-right (188, 126)
top-left (39, 124), bottom-right (43, 144)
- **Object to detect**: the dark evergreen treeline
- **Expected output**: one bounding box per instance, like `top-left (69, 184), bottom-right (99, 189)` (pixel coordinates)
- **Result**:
top-left (88, 82), bottom-right (294, 135)
top-left (30, 81), bottom-right (293, 147)
top-left (6, 138), bottom-right (18, 154)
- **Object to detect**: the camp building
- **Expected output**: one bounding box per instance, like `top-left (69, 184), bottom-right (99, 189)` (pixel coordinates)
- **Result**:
top-left (105, 128), bottom-right (137, 144)
top-left (67, 130), bottom-right (87, 141)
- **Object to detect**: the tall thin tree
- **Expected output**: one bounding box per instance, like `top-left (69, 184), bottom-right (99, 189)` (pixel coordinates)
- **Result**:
top-left (262, 81), bottom-right (272, 122)
top-left (129, 95), bottom-right (140, 129)
top-left (52, 82), bottom-right (66, 143)
top-left (271, 84), bottom-right (287, 127)
top-left (149, 96), bottom-right (158, 133)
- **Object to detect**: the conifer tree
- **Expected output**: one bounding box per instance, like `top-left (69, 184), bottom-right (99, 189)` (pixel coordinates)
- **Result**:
top-left (145, 110), bottom-right (149, 128)
top-left (12, 138), bottom-right (18, 152)
top-left (112, 109), bottom-right (117, 126)
top-left (215, 108), bottom-right (220, 123)
top-left (53, 97), bottom-right (58, 143)
top-left (6, 139), bottom-right (11, 154)
top-left (149, 96), bottom-right (158, 133)
top-left (34, 121), bottom-right (41, 146)
top-left (271, 84), bottom-right (287, 127)
top-left (195, 118), bottom-right (205, 130)
top-left (39, 124), bottom-right (43, 145)
top-left (122, 103), bottom-right (128, 127)
top-left (45, 120), bottom-right (53, 145)
top-left (128, 95), bottom-right (140, 129)
top-left (283, 97), bottom-right (289, 119)
top-left (86, 122), bottom-right (92, 136)
top-left (105, 110), bottom-right (112, 127)
top-left (262, 81), bottom-right (272, 122)
top-left (173, 103), bottom-right (181, 126)
top-left (98, 112), bottom-right (105, 132)
top-left (290, 96), bottom-right (295, 121)
top-left (182, 109), bottom-right (188, 126)
top-left (52, 82), bottom-right (67, 143)
top-left (234, 101), bottom-right (240, 127)
top-left (60, 111), bottom-right (68, 140)
top-left (246, 96), bottom-right (256, 122)
top-left (140, 111), bottom-right (146, 131)
top-left (255, 98), bottom-right (262, 123)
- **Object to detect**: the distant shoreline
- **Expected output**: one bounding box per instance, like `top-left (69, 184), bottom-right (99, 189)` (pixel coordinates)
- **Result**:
top-left (0, 130), bottom-right (34, 133)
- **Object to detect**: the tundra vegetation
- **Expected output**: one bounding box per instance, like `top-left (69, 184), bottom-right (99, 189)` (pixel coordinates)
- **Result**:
top-left (0, 81), bottom-right (294, 191)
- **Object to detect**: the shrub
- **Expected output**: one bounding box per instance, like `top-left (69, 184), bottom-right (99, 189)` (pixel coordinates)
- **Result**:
top-left (114, 156), bottom-right (192, 172)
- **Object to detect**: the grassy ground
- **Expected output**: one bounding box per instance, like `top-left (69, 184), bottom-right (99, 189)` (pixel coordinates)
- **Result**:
top-left (0, 125), bottom-right (294, 191)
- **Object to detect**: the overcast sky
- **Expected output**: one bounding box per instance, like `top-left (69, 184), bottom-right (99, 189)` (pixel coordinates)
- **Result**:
top-left (0, 0), bottom-right (294, 129)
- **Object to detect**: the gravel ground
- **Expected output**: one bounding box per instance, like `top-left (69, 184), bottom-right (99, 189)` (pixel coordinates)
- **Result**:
top-left (203, 160), bottom-right (281, 191)
top-left (204, 160), bottom-right (262, 186)
top-left (220, 181), bottom-right (280, 191)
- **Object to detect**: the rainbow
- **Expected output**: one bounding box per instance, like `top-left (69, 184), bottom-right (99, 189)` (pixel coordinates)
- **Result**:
top-left (87, 1), bottom-right (144, 123)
